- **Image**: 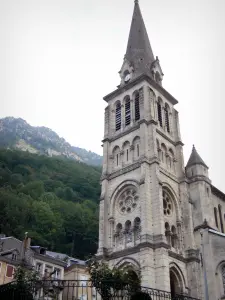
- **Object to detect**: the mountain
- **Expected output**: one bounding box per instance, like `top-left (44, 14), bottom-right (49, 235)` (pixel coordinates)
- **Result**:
top-left (0, 117), bottom-right (102, 166)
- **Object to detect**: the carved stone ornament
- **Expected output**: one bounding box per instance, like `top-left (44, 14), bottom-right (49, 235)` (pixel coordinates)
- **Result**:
top-left (117, 188), bottom-right (139, 215)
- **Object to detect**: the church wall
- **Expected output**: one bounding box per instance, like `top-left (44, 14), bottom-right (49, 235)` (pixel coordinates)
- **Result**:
top-left (201, 230), bottom-right (225, 299)
top-left (211, 191), bottom-right (225, 233)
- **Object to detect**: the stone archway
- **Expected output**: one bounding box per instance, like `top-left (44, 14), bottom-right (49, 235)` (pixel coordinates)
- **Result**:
top-left (169, 267), bottom-right (184, 297)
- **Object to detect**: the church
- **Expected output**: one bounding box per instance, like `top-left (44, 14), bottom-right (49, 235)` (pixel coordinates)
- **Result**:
top-left (97, 1), bottom-right (225, 299)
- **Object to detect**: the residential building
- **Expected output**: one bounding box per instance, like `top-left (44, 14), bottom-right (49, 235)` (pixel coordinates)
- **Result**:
top-left (63, 260), bottom-right (95, 300)
top-left (97, 1), bottom-right (225, 299)
top-left (0, 234), bottom-right (33, 284)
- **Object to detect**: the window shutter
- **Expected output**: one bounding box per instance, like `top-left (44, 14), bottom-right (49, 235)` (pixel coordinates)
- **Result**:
top-left (6, 265), bottom-right (14, 278)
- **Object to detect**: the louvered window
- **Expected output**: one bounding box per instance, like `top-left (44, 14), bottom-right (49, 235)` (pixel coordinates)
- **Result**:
top-left (135, 93), bottom-right (140, 121)
top-left (157, 102), bottom-right (162, 127)
top-left (165, 107), bottom-right (170, 133)
top-left (115, 103), bottom-right (121, 131)
top-left (125, 99), bottom-right (131, 126)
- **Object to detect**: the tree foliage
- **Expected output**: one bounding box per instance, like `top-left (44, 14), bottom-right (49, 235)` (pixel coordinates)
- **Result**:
top-left (88, 257), bottom-right (141, 300)
top-left (0, 149), bottom-right (101, 259)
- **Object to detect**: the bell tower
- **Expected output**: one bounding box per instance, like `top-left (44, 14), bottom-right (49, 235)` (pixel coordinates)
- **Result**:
top-left (97, 1), bottom-right (200, 297)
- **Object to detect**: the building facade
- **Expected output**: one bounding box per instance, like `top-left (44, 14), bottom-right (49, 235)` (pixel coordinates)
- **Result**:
top-left (97, 1), bottom-right (225, 299)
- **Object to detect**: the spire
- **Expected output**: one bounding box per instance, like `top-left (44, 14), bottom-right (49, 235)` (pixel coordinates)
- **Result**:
top-left (186, 145), bottom-right (208, 168)
top-left (125, 0), bottom-right (155, 76)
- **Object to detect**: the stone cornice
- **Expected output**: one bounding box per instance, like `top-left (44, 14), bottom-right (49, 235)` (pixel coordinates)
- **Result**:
top-left (102, 157), bottom-right (159, 182)
top-left (168, 250), bottom-right (186, 263)
top-left (159, 167), bottom-right (179, 184)
top-left (194, 220), bottom-right (214, 232)
top-left (104, 241), bottom-right (170, 261)
top-left (188, 176), bottom-right (211, 185)
top-left (103, 74), bottom-right (178, 106)
top-left (102, 119), bottom-right (157, 144)
top-left (108, 161), bottom-right (141, 180)
top-left (156, 128), bottom-right (184, 147)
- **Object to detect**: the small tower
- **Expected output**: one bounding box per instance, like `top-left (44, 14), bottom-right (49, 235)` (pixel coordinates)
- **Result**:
top-left (186, 145), bottom-right (214, 229)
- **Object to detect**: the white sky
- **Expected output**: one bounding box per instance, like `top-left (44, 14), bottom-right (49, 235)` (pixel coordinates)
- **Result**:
top-left (0, 0), bottom-right (224, 192)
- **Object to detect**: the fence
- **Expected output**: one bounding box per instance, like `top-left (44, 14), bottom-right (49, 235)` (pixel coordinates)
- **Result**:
top-left (0, 280), bottom-right (201, 300)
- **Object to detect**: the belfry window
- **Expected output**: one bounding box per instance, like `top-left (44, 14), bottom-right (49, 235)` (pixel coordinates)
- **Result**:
top-left (165, 106), bottom-right (170, 133)
top-left (157, 102), bottom-right (163, 127)
top-left (218, 205), bottom-right (224, 233)
top-left (115, 102), bottom-right (121, 131)
top-left (214, 207), bottom-right (219, 228)
top-left (125, 98), bottom-right (131, 126)
top-left (135, 93), bottom-right (140, 121)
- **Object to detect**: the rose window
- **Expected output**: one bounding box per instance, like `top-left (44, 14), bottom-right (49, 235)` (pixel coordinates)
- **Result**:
top-left (163, 190), bottom-right (172, 216)
top-left (118, 188), bottom-right (139, 214)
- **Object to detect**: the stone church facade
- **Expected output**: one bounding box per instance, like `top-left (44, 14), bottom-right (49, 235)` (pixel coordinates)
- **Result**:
top-left (97, 1), bottom-right (225, 299)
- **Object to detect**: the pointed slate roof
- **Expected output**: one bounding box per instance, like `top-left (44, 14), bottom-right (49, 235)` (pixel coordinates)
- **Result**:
top-left (186, 145), bottom-right (208, 168)
top-left (125, 0), bottom-right (155, 75)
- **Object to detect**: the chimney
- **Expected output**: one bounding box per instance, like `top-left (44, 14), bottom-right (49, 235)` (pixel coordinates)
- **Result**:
top-left (24, 237), bottom-right (31, 249)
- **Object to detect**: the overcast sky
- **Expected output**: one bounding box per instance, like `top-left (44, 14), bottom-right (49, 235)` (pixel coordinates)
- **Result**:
top-left (0, 0), bottom-right (224, 192)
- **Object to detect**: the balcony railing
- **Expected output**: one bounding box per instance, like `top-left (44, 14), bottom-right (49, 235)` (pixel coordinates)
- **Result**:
top-left (0, 279), bottom-right (201, 300)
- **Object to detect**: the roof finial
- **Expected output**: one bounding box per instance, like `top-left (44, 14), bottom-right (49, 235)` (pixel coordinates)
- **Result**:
top-left (134, 0), bottom-right (139, 4)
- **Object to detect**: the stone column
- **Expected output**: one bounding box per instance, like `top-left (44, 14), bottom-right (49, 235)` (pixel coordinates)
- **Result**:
top-left (108, 217), bottom-right (114, 249)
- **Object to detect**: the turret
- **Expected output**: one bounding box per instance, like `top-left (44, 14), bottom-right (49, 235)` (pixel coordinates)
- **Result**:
top-left (186, 145), bottom-right (214, 230)
top-left (186, 145), bottom-right (209, 179)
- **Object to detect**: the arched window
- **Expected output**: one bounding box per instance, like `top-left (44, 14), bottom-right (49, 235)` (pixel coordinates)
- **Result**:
top-left (134, 92), bottom-right (140, 121)
top-left (171, 226), bottom-right (177, 248)
top-left (155, 72), bottom-right (161, 85)
top-left (163, 189), bottom-right (173, 216)
top-left (161, 144), bottom-right (167, 164)
top-left (169, 149), bottom-right (175, 171)
top-left (133, 136), bottom-right (140, 160)
top-left (122, 141), bottom-right (130, 164)
top-left (157, 102), bottom-right (163, 127)
top-left (156, 140), bottom-right (160, 160)
top-left (125, 97), bottom-right (131, 126)
top-left (222, 265), bottom-right (225, 294)
top-left (214, 207), bottom-right (219, 228)
top-left (113, 146), bottom-right (120, 169)
top-left (116, 223), bottom-right (122, 234)
top-left (165, 222), bottom-right (171, 245)
top-left (134, 217), bottom-right (141, 242)
top-left (125, 220), bottom-right (132, 244)
top-left (115, 102), bottom-right (121, 131)
top-left (218, 205), bottom-right (224, 233)
top-left (165, 105), bottom-right (170, 133)
top-left (137, 144), bottom-right (139, 157)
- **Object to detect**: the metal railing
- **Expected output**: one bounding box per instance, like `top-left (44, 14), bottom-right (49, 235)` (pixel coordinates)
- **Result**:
top-left (0, 280), bottom-right (201, 300)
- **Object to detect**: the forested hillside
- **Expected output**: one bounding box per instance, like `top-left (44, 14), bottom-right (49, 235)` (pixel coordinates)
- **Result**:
top-left (0, 149), bottom-right (101, 259)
